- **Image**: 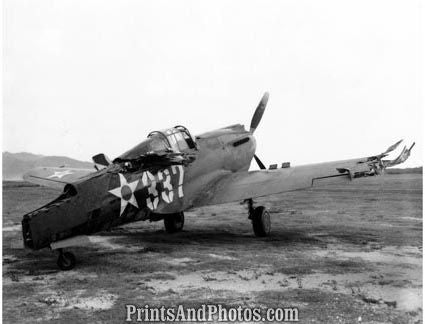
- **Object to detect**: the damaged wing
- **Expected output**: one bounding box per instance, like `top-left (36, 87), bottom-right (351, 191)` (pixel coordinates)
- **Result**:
top-left (23, 167), bottom-right (95, 190)
top-left (192, 140), bottom-right (415, 207)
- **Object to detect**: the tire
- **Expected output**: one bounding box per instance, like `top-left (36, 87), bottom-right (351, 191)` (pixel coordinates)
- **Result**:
top-left (164, 212), bottom-right (184, 233)
top-left (251, 206), bottom-right (271, 237)
top-left (57, 251), bottom-right (76, 271)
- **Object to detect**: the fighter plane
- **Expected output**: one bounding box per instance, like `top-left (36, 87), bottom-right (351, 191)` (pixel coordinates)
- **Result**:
top-left (22, 92), bottom-right (414, 270)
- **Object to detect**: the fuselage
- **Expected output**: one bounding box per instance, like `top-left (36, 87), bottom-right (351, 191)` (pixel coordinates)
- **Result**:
top-left (22, 124), bottom-right (256, 250)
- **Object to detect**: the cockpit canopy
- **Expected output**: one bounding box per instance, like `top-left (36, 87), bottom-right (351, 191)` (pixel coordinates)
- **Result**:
top-left (148, 126), bottom-right (197, 152)
top-left (117, 125), bottom-right (197, 160)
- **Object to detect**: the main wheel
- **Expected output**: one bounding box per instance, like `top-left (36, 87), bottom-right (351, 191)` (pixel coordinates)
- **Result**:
top-left (57, 251), bottom-right (76, 271)
top-left (164, 212), bottom-right (184, 233)
top-left (251, 206), bottom-right (271, 237)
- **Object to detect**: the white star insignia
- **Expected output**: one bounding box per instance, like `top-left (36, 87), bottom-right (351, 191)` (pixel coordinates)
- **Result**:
top-left (108, 173), bottom-right (139, 216)
top-left (48, 170), bottom-right (74, 179)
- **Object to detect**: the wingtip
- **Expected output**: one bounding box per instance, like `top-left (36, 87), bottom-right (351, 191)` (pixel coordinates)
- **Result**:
top-left (383, 139), bottom-right (404, 155)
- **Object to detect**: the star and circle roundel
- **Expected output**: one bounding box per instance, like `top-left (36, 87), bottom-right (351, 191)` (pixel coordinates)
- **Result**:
top-left (107, 166), bottom-right (185, 217)
top-left (108, 173), bottom-right (139, 216)
top-left (120, 185), bottom-right (133, 201)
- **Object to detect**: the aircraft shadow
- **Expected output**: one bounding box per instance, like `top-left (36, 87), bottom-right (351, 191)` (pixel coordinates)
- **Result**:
top-left (105, 227), bottom-right (324, 246)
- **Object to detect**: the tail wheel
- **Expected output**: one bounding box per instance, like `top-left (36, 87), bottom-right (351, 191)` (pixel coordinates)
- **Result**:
top-left (57, 251), bottom-right (76, 271)
top-left (164, 212), bottom-right (184, 233)
top-left (251, 206), bottom-right (271, 237)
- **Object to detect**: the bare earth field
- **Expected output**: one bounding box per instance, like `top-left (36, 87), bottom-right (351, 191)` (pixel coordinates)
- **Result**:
top-left (2, 174), bottom-right (423, 323)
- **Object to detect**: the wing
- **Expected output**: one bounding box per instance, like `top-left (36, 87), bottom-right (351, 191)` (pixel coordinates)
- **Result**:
top-left (192, 140), bottom-right (415, 207)
top-left (23, 167), bottom-right (95, 190)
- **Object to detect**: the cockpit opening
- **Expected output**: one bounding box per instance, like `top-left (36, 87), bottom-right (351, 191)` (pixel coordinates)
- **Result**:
top-left (148, 125), bottom-right (197, 152)
top-left (117, 125), bottom-right (197, 161)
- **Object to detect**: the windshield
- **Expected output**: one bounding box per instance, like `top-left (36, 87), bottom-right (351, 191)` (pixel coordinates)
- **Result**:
top-left (116, 134), bottom-right (170, 160)
top-left (150, 136), bottom-right (169, 151)
top-left (116, 126), bottom-right (196, 160)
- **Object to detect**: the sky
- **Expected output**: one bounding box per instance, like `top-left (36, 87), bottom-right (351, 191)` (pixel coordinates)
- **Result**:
top-left (3, 0), bottom-right (423, 168)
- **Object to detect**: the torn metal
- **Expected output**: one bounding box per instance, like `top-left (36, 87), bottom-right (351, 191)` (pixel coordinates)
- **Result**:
top-left (22, 150), bottom-right (196, 251)
top-left (114, 150), bottom-right (196, 172)
top-left (351, 140), bottom-right (415, 178)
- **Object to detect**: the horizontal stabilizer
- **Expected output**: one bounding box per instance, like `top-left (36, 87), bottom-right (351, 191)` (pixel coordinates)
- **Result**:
top-left (23, 167), bottom-right (95, 190)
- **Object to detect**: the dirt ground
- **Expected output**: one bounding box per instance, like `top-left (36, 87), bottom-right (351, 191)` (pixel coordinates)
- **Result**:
top-left (2, 174), bottom-right (423, 323)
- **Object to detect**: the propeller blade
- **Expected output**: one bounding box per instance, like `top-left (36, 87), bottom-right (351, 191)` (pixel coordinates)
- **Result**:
top-left (250, 92), bottom-right (269, 133)
top-left (254, 154), bottom-right (266, 170)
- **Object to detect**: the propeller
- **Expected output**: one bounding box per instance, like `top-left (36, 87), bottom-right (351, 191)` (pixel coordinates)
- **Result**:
top-left (250, 92), bottom-right (269, 169)
top-left (254, 154), bottom-right (266, 170)
top-left (250, 92), bottom-right (269, 133)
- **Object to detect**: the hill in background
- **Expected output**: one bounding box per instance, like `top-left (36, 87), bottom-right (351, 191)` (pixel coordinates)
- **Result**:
top-left (2, 152), bottom-right (94, 180)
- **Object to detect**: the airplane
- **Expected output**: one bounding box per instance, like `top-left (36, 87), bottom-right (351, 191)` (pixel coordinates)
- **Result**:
top-left (21, 92), bottom-right (415, 270)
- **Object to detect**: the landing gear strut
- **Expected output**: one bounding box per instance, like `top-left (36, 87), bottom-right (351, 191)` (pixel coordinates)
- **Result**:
top-left (164, 212), bottom-right (185, 233)
top-left (56, 249), bottom-right (76, 271)
top-left (247, 199), bottom-right (271, 237)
